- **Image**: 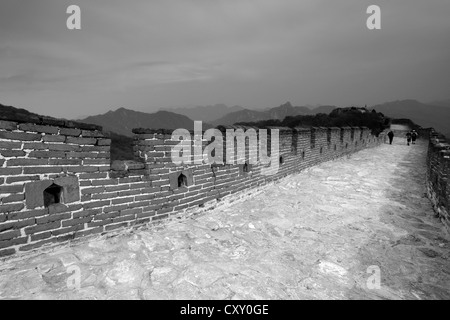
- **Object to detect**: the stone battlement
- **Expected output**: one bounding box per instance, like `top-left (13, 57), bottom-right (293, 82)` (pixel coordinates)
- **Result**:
top-left (426, 130), bottom-right (450, 232)
top-left (0, 118), bottom-right (386, 258)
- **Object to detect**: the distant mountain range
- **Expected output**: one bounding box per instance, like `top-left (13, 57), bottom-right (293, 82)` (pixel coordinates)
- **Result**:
top-left (162, 104), bottom-right (245, 123)
top-left (428, 99), bottom-right (450, 108)
top-left (210, 102), bottom-right (337, 126)
top-left (370, 99), bottom-right (450, 137)
top-left (79, 107), bottom-right (213, 137)
top-left (1, 99), bottom-right (449, 140)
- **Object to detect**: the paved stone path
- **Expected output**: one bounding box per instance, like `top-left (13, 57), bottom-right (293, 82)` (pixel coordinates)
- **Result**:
top-left (0, 138), bottom-right (449, 300)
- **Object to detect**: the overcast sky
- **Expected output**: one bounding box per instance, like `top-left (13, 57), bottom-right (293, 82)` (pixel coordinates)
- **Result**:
top-left (0, 0), bottom-right (449, 119)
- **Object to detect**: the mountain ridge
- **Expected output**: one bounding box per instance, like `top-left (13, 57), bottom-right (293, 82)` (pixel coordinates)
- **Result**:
top-left (79, 108), bottom-right (213, 137)
top-left (369, 99), bottom-right (450, 137)
top-left (211, 102), bottom-right (337, 126)
top-left (161, 104), bottom-right (245, 123)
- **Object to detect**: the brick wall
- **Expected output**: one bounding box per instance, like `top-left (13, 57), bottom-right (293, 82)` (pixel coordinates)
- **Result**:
top-left (0, 117), bottom-right (386, 258)
top-left (426, 130), bottom-right (450, 232)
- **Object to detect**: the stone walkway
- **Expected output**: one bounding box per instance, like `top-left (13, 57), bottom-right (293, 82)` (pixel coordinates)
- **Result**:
top-left (0, 138), bottom-right (449, 300)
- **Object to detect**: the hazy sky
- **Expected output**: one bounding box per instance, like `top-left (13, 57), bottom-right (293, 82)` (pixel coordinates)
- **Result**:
top-left (1, 0), bottom-right (449, 119)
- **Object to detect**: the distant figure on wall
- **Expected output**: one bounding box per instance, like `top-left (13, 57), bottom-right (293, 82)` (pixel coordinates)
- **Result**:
top-left (387, 131), bottom-right (394, 144)
top-left (411, 130), bottom-right (418, 144)
top-left (406, 131), bottom-right (412, 146)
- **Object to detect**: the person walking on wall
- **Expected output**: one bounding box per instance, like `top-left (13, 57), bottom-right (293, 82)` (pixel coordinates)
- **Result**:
top-left (387, 130), bottom-right (394, 144)
top-left (406, 131), bottom-right (412, 146)
top-left (411, 130), bottom-right (418, 144)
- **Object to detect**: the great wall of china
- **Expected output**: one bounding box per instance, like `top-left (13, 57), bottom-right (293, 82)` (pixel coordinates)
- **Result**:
top-left (0, 114), bottom-right (448, 259)
top-left (427, 130), bottom-right (450, 232)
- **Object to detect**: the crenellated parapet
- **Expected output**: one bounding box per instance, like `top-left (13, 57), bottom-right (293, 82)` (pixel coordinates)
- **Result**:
top-left (0, 116), bottom-right (386, 258)
top-left (426, 129), bottom-right (450, 231)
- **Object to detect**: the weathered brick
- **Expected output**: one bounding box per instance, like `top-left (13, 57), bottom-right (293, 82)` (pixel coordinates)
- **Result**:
top-left (118, 177), bottom-right (141, 184)
top-left (23, 142), bottom-right (49, 150)
top-left (0, 131), bottom-right (41, 141)
top-left (112, 215), bottom-right (135, 223)
top-left (81, 186), bottom-right (104, 195)
top-left (59, 128), bottom-right (81, 136)
top-left (7, 159), bottom-right (48, 166)
top-left (82, 159), bottom-right (110, 165)
top-left (15, 218), bottom-right (37, 229)
top-left (23, 167), bottom-right (63, 174)
top-left (31, 231), bottom-right (52, 241)
top-left (91, 179), bottom-right (118, 186)
top-left (0, 237), bottom-right (27, 249)
top-left (94, 211), bottom-right (120, 221)
top-left (0, 248), bottom-right (15, 257)
top-left (74, 227), bottom-right (103, 238)
top-left (18, 123), bottom-right (58, 134)
top-left (1, 193), bottom-right (25, 203)
top-left (112, 197), bottom-right (134, 205)
top-left (92, 192), bottom-right (117, 200)
top-left (66, 137), bottom-right (97, 145)
top-left (28, 151), bottom-right (65, 158)
top-left (105, 222), bottom-right (128, 231)
top-left (82, 200), bottom-right (110, 210)
top-left (6, 175), bottom-right (39, 183)
top-left (118, 190), bottom-right (143, 197)
top-left (0, 185), bottom-right (23, 193)
top-left (96, 152), bottom-right (110, 159)
top-left (48, 143), bottom-right (80, 151)
top-left (156, 207), bottom-right (174, 215)
top-left (141, 187), bottom-right (161, 194)
top-left (143, 204), bottom-right (162, 212)
top-left (66, 151), bottom-right (97, 158)
top-left (1, 149), bottom-right (26, 157)
top-left (48, 204), bottom-right (71, 215)
top-left (128, 182), bottom-right (149, 189)
top-left (0, 120), bottom-right (18, 130)
top-left (150, 198), bottom-right (168, 205)
top-left (79, 172), bottom-right (108, 180)
top-left (67, 166), bottom-right (99, 173)
top-left (52, 224), bottom-right (84, 236)
top-left (62, 216), bottom-right (92, 227)
top-left (43, 135), bottom-right (66, 142)
top-left (120, 207), bottom-right (142, 216)
top-left (25, 221), bottom-right (61, 235)
top-left (73, 208), bottom-right (101, 219)
top-left (97, 139), bottom-right (111, 146)
top-left (104, 184), bottom-right (130, 192)
top-left (8, 208), bottom-right (48, 220)
top-left (81, 146), bottom-right (110, 152)
top-left (0, 168), bottom-right (22, 175)
top-left (0, 230), bottom-right (20, 241)
top-left (81, 130), bottom-right (105, 138)
top-left (0, 203), bottom-right (24, 213)
top-left (87, 220), bottom-right (111, 228)
top-left (48, 159), bottom-right (82, 165)
top-left (137, 211), bottom-right (155, 219)
top-left (36, 213), bottom-right (71, 224)
top-left (103, 204), bottom-right (128, 213)
top-left (0, 141), bottom-right (22, 149)
top-left (128, 201), bottom-right (150, 209)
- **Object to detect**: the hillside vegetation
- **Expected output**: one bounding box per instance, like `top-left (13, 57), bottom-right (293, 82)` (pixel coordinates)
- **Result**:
top-left (236, 107), bottom-right (390, 136)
